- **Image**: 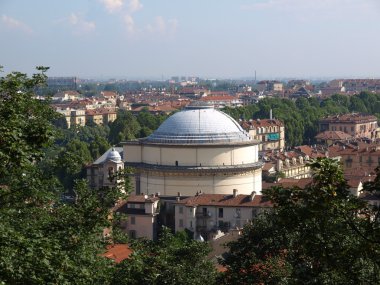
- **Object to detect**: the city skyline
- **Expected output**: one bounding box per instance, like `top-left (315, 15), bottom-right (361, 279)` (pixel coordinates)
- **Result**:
top-left (1, 0), bottom-right (380, 78)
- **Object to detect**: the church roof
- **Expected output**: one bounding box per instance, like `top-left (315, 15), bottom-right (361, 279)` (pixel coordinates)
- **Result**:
top-left (143, 105), bottom-right (253, 145)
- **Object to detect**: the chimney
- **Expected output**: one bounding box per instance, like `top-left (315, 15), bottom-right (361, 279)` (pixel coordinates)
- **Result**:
top-left (233, 189), bottom-right (238, 197)
top-left (250, 191), bottom-right (256, 201)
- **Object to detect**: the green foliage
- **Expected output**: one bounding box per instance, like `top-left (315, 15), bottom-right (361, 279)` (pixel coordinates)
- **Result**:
top-left (108, 109), bottom-right (168, 145)
top-left (224, 93), bottom-right (380, 146)
top-left (39, 125), bottom-right (111, 190)
top-left (220, 158), bottom-right (380, 284)
top-left (108, 110), bottom-right (141, 144)
top-left (0, 68), bottom-right (123, 284)
top-left (112, 228), bottom-right (217, 285)
top-left (55, 139), bottom-right (93, 190)
top-left (0, 68), bottom-right (58, 180)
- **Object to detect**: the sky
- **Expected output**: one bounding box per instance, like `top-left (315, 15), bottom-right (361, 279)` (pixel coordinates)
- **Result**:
top-left (1, 0), bottom-right (380, 79)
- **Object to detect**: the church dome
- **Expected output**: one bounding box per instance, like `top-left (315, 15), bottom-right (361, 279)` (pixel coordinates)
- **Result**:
top-left (107, 148), bottom-right (122, 162)
top-left (144, 105), bottom-right (251, 144)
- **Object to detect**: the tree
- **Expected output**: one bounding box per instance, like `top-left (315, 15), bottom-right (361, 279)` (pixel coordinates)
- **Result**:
top-left (0, 68), bottom-right (122, 284)
top-left (55, 139), bottom-right (93, 190)
top-left (112, 228), bottom-right (217, 285)
top-left (220, 158), bottom-right (380, 284)
top-left (108, 110), bottom-right (141, 144)
top-left (0, 66), bottom-right (57, 181)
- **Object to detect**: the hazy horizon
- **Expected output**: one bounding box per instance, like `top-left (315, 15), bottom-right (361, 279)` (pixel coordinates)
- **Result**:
top-left (2, 0), bottom-right (380, 79)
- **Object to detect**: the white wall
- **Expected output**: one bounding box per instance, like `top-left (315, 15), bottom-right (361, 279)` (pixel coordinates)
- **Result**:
top-left (139, 170), bottom-right (262, 196)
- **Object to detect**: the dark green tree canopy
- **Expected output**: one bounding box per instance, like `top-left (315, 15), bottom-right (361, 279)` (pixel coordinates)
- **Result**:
top-left (220, 158), bottom-right (380, 284)
top-left (112, 228), bottom-right (217, 285)
top-left (0, 68), bottom-right (121, 284)
top-left (0, 67), bottom-right (58, 179)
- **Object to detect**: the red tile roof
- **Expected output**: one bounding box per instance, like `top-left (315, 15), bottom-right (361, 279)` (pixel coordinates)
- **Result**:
top-left (199, 95), bottom-right (235, 102)
top-left (101, 91), bottom-right (118, 98)
top-left (102, 244), bottom-right (132, 263)
top-left (176, 194), bottom-right (272, 208)
top-left (85, 108), bottom-right (117, 116)
top-left (315, 131), bottom-right (353, 140)
top-left (126, 194), bottom-right (159, 203)
top-left (263, 178), bottom-right (313, 190)
top-left (320, 113), bottom-right (377, 123)
top-left (242, 119), bottom-right (284, 128)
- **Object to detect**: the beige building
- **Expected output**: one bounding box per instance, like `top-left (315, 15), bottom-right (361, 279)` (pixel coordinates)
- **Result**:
top-left (174, 191), bottom-right (272, 240)
top-left (86, 109), bottom-right (104, 125)
top-left (257, 81), bottom-right (284, 92)
top-left (123, 105), bottom-right (263, 196)
top-left (116, 194), bottom-right (159, 240)
top-left (53, 90), bottom-right (82, 101)
top-left (315, 130), bottom-right (353, 146)
top-left (261, 145), bottom-right (334, 181)
top-left (70, 110), bottom-right (86, 127)
top-left (56, 108), bottom-right (86, 128)
top-left (241, 117), bottom-right (285, 152)
top-left (103, 109), bottom-right (117, 124)
top-left (86, 148), bottom-right (124, 190)
top-left (319, 113), bottom-right (378, 139)
top-left (328, 142), bottom-right (380, 175)
top-left (85, 108), bottom-right (118, 125)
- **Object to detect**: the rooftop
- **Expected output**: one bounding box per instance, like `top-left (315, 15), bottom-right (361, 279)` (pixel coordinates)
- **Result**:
top-left (320, 113), bottom-right (378, 123)
top-left (142, 105), bottom-right (253, 145)
top-left (176, 193), bottom-right (272, 208)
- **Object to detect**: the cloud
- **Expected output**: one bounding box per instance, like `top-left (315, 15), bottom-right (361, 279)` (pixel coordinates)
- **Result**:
top-left (128, 0), bottom-right (143, 13)
top-left (124, 14), bottom-right (135, 34)
top-left (68, 13), bottom-right (96, 34)
top-left (100, 0), bottom-right (142, 14)
top-left (1, 15), bottom-right (33, 34)
top-left (146, 16), bottom-right (178, 34)
top-left (100, 0), bottom-right (124, 13)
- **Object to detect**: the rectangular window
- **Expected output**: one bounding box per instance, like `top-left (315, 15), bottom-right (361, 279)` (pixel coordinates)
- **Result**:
top-left (179, 219), bottom-right (183, 227)
top-left (252, 208), bottom-right (258, 218)
top-left (140, 204), bottom-right (145, 209)
top-left (235, 208), bottom-right (241, 218)
top-left (218, 208), bottom-right (223, 218)
top-left (202, 207), bottom-right (207, 217)
top-left (129, 203), bottom-right (135, 208)
top-left (129, 230), bottom-right (136, 239)
top-left (130, 216), bottom-right (135, 225)
top-left (179, 206), bottom-right (183, 214)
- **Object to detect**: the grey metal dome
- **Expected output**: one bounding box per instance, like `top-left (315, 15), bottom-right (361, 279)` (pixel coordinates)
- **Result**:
top-left (107, 148), bottom-right (122, 162)
top-left (144, 105), bottom-right (251, 144)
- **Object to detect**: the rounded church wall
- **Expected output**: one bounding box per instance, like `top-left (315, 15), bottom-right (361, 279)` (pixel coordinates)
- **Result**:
top-left (139, 145), bottom-right (258, 167)
top-left (138, 170), bottom-right (262, 196)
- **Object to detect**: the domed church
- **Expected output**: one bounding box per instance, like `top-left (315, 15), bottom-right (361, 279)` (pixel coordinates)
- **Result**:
top-left (122, 105), bottom-right (262, 196)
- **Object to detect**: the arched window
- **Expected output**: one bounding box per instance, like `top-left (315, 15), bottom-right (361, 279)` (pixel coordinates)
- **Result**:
top-left (108, 167), bottom-right (114, 182)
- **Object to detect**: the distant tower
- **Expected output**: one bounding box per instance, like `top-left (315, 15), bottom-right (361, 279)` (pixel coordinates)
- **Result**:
top-left (254, 70), bottom-right (257, 85)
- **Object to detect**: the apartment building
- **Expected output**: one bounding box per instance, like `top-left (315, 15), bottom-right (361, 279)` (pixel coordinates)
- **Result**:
top-left (174, 190), bottom-right (272, 241)
top-left (319, 113), bottom-right (378, 139)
